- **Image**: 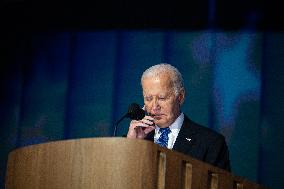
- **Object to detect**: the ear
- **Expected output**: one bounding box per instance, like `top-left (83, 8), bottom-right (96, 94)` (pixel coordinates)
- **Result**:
top-left (178, 89), bottom-right (185, 105)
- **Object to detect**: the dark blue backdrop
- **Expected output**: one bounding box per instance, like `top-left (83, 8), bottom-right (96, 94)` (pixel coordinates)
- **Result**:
top-left (1, 30), bottom-right (284, 189)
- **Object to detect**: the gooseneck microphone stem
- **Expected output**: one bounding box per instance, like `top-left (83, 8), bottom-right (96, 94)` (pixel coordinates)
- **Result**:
top-left (113, 114), bottom-right (127, 136)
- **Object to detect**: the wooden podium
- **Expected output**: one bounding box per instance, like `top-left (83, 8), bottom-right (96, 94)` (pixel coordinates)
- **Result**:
top-left (5, 138), bottom-right (266, 189)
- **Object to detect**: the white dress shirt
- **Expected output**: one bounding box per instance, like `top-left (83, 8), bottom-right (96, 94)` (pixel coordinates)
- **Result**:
top-left (154, 113), bottom-right (184, 149)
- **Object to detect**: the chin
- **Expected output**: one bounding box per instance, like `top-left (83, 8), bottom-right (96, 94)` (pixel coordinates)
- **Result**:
top-left (155, 120), bottom-right (169, 128)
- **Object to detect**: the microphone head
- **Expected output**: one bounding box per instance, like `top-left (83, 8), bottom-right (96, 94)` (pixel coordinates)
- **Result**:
top-left (127, 103), bottom-right (145, 120)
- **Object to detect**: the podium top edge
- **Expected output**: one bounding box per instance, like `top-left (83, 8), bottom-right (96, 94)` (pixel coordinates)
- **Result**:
top-left (10, 137), bottom-right (151, 152)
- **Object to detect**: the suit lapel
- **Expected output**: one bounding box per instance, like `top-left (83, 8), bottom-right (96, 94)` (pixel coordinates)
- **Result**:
top-left (172, 116), bottom-right (197, 154)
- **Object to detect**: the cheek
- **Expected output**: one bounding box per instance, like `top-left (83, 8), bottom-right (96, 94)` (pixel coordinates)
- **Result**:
top-left (144, 104), bottom-right (150, 113)
top-left (166, 101), bottom-right (179, 114)
top-left (162, 102), bottom-right (174, 113)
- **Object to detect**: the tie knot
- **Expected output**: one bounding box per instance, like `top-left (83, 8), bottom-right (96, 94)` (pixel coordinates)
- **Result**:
top-left (159, 127), bottom-right (171, 134)
top-left (156, 127), bottom-right (171, 148)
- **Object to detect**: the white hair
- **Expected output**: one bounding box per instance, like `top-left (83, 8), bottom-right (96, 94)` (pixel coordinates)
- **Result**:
top-left (141, 63), bottom-right (184, 96)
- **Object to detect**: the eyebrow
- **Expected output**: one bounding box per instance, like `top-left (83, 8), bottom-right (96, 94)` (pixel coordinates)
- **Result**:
top-left (143, 93), bottom-right (169, 98)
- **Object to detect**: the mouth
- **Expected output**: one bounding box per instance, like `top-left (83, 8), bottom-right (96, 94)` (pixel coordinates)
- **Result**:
top-left (151, 114), bottom-right (164, 119)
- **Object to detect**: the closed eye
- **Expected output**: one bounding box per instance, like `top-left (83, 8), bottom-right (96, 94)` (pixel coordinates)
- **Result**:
top-left (144, 97), bottom-right (152, 101)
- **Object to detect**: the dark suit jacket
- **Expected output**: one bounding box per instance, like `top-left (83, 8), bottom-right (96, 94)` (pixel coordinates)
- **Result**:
top-left (145, 115), bottom-right (231, 171)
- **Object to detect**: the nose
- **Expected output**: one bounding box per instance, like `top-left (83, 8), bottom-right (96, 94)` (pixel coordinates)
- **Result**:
top-left (151, 99), bottom-right (161, 113)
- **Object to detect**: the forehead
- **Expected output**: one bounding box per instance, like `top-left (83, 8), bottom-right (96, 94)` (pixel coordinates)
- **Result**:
top-left (142, 75), bottom-right (174, 95)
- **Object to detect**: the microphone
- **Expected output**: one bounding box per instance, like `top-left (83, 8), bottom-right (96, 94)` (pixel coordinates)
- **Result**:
top-left (113, 103), bottom-right (145, 136)
top-left (127, 103), bottom-right (145, 120)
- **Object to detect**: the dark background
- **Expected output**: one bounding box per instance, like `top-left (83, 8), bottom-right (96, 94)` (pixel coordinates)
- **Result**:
top-left (1, 0), bottom-right (284, 189)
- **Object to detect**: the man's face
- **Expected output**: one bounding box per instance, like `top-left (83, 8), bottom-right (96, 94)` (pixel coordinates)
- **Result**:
top-left (142, 74), bottom-right (185, 128)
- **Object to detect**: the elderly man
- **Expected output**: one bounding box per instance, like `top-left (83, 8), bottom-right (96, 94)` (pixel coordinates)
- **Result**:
top-left (127, 63), bottom-right (230, 171)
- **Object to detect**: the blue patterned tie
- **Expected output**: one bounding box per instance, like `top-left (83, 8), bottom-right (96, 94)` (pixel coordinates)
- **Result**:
top-left (156, 127), bottom-right (171, 148)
